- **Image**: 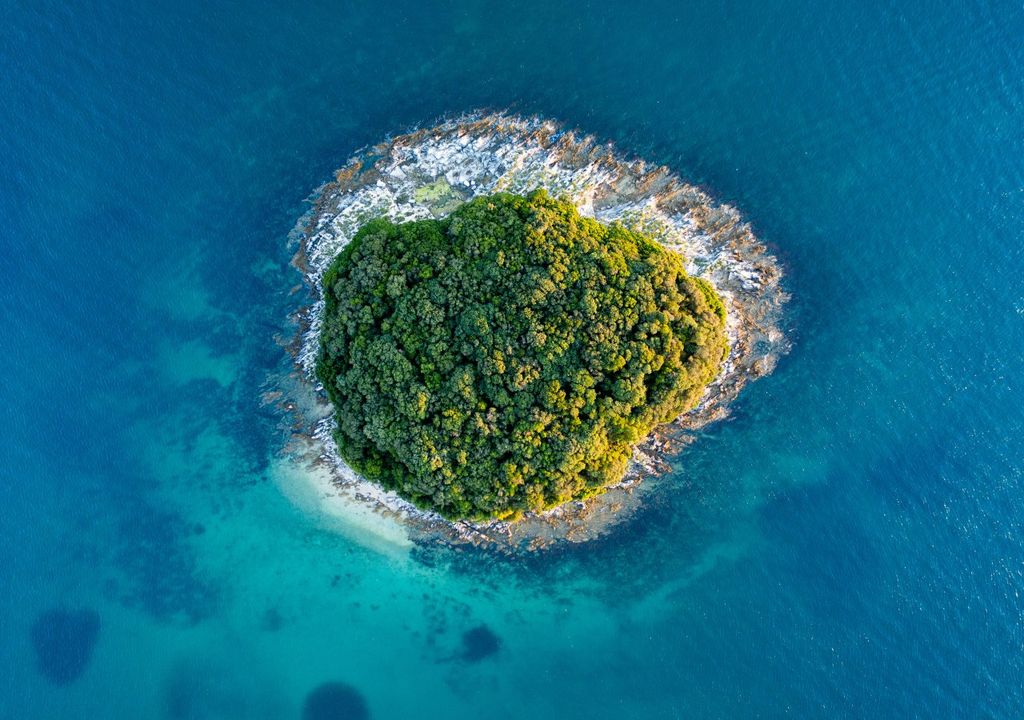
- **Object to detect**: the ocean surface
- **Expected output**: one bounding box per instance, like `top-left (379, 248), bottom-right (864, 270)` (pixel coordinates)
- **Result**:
top-left (2, 1), bottom-right (1023, 717)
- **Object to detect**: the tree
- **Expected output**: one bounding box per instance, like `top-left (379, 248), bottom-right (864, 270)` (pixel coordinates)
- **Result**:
top-left (316, 190), bottom-right (728, 520)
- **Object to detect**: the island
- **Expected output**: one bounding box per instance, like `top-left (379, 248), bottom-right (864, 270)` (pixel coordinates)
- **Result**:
top-left (315, 190), bottom-right (728, 521)
top-left (281, 114), bottom-right (788, 549)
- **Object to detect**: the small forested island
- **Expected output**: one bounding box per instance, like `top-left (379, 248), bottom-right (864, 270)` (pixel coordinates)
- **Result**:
top-left (281, 114), bottom-right (788, 548)
top-left (315, 190), bottom-right (728, 520)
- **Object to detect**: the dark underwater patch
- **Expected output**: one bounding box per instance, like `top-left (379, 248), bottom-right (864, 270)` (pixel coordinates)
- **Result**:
top-left (30, 608), bottom-right (101, 685)
top-left (302, 682), bottom-right (370, 720)
top-left (161, 658), bottom-right (285, 719)
top-left (112, 500), bottom-right (218, 624)
top-left (460, 624), bottom-right (500, 662)
top-left (261, 606), bottom-right (285, 632)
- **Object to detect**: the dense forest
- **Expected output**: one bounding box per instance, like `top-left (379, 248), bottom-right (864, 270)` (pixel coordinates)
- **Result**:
top-left (316, 190), bottom-right (728, 520)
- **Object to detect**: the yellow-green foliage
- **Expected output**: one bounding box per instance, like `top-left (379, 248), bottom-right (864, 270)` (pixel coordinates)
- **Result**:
top-left (316, 190), bottom-right (727, 520)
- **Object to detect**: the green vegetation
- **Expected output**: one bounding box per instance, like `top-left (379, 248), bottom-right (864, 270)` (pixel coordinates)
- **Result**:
top-left (316, 190), bottom-right (728, 520)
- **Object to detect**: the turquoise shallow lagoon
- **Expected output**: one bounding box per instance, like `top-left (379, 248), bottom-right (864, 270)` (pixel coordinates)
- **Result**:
top-left (2, 1), bottom-right (1023, 717)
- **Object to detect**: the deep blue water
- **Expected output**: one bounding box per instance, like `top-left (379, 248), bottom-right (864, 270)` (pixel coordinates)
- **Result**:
top-left (3, 1), bottom-right (1023, 717)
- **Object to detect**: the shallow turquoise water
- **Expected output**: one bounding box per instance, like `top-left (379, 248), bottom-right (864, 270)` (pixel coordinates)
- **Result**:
top-left (2, 1), bottom-right (1023, 717)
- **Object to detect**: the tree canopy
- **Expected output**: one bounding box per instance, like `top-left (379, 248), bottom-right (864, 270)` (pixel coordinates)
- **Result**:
top-left (316, 190), bottom-right (728, 520)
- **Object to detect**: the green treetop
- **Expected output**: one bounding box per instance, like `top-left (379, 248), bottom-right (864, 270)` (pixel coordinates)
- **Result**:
top-left (316, 190), bottom-right (727, 520)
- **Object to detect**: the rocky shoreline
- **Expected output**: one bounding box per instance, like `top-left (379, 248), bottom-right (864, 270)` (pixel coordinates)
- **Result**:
top-left (277, 113), bottom-right (789, 552)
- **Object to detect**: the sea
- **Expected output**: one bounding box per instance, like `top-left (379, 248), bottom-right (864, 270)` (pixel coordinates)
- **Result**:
top-left (2, 1), bottom-right (1022, 717)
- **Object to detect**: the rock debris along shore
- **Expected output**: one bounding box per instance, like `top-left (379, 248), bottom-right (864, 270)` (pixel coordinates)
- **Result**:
top-left (278, 113), bottom-right (789, 551)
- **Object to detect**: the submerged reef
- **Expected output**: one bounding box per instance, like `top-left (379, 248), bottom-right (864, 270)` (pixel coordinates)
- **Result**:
top-left (281, 113), bottom-right (789, 550)
top-left (460, 624), bottom-right (501, 662)
top-left (30, 608), bottom-right (100, 685)
top-left (302, 682), bottom-right (370, 720)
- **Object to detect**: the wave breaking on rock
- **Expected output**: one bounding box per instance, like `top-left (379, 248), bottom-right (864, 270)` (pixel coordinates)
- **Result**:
top-left (279, 113), bottom-right (789, 552)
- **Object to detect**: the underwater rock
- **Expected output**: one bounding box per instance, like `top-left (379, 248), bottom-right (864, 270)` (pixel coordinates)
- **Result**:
top-left (460, 624), bottom-right (500, 662)
top-left (302, 682), bottom-right (370, 720)
top-left (261, 606), bottom-right (285, 632)
top-left (30, 608), bottom-right (100, 685)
